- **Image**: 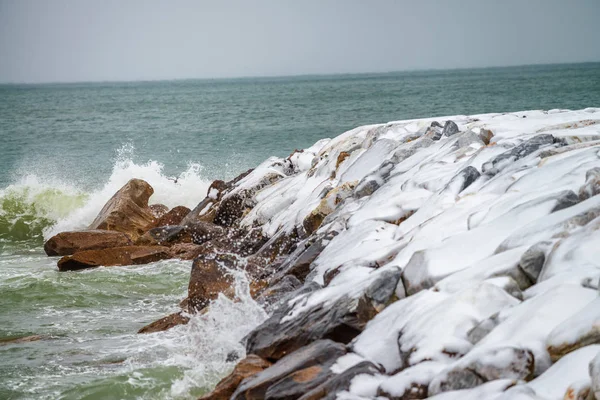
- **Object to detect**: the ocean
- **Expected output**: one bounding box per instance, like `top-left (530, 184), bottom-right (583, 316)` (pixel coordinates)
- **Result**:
top-left (1, 62), bottom-right (599, 399)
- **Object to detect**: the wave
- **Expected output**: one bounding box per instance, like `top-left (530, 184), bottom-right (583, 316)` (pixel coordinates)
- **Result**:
top-left (0, 145), bottom-right (211, 245)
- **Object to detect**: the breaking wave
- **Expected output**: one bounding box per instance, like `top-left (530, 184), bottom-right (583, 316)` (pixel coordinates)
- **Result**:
top-left (0, 145), bottom-right (211, 245)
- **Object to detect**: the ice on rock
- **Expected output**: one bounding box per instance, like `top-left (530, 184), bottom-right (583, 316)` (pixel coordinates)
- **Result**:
top-left (427, 379), bottom-right (518, 400)
top-left (339, 138), bottom-right (399, 184)
top-left (402, 190), bottom-right (574, 295)
top-left (377, 361), bottom-right (447, 399)
top-left (591, 351), bottom-right (600, 400)
top-left (547, 297), bottom-right (600, 361)
top-left (538, 217), bottom-right (600, 282)
top-left (501, 345), bottom-right (600, 400)
top-left (468, 284), bottom-right (598, 375)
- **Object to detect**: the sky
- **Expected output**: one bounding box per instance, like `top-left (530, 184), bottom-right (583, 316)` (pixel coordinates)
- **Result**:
top-left (0, 0), bottom-right (599, 83)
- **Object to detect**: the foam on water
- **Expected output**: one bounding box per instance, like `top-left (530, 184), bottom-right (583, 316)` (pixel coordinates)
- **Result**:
top-left (0, 144), bottom-right (211, 244)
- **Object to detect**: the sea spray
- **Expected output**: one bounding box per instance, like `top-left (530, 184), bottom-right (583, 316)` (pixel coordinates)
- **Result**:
top-left (168, 268), bottom-right (268, 398)
top-left (46, 145), bottom-right (211, 239)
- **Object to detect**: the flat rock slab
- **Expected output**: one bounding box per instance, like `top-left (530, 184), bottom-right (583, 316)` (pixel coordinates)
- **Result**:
top-left (44, 230), bottom-right (133, 256)
top-left (137, 312), bottom-right (190, 334)
top-left (57, 245), bottom-right (170, 271)
top-left (232, 339), bottom-right (347, 400)
top-left (201, 355), bottom-right (272, 400)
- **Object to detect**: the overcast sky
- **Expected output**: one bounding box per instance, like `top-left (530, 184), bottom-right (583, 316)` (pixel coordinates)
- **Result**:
top-left (1, 0), bottom-right (599, 83)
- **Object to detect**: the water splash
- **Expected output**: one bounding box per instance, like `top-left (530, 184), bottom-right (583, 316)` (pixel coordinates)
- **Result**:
top-left (0, 144), bottom-right (212, 244)
top-left (168, 269), bottom-right (268, 398)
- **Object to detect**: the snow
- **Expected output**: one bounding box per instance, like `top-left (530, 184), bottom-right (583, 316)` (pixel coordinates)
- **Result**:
top-left (217, 108), bottom-right (600, 399)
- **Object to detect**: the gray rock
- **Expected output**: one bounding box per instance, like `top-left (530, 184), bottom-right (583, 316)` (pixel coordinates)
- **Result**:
top-left (357, 267), bottom-right (404, 326)
top-left (245, 295), bottom-right (361, 361)
top-left (256, 275), bottom-right (303, 310)
top-left (444, 166), bottom-right (481, 194)
top-left (232, 339), bottom-right (347, 400)
top-left (467, 312), bottom-right (501, 345)
top-left (298, 361), bottom-right (383, 400)
top-left (482, 134), bottom-right (557, 175)
top-left (518, 241), bottom-right (555, 283)
top-left (354, 160), bottom-right (396, 199)
top-left (591, 351), bottom-right (600, 400)
top-left (579, 167), bottom-right (600, 201)
top-left (443, 120), bottom-right (460, 137)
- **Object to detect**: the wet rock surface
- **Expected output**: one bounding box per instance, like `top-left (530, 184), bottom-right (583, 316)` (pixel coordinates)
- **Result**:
top-left (44, 230), bottom-right (133, 256)
top-left (57, 245), bottom-right (171, 271)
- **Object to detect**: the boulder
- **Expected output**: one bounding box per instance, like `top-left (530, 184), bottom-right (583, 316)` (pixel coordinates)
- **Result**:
top-left (137, 312), bottom-right (189, 334)
top-left (547, 297), bottom-right (600, 362)
top-left (479, 129), bottom-right (494, 145)
top-left (148, 203), bottom-right (169, 218)
top-left (428, 347), bottom-right (534, 396)
top-left (245, 295), bottom-right (361, 361)
top-left (200, 355), bottom-right (272, 400)
top-left (187, 253), bottom-right (236, 312)
top-left (356, 267), bottom-right (404, 326)
top-left (186, 221), bottom-right (226, 244)
top-left (44, 230), bottom-right (133, 256)
top-left (136, 225), bottom-right (191, 246)
top-left (151, 205), bottom-right (190, 228)
top-left (57, 245), bottom-right (170, 271)
top-left (377, 361), bottom-right (446, 400)
top-left (298, 361), bottom-right (383, 400)
top-left (255, 275), bottom-right (303, 309)
top-left (88, 179), bottom-right (156, 241)
top-left (482, 134), bottom-right (557, 176)
top-left (231, 340), bottom-right (347, 400)
top-left (579, 167), bottom-right (600, 201)
top-left (302, 182), bottom-right (356, 235)
top-left (180, 180), bottom-right (230, 226)
top-left (591, 351), bottom-right (600, 400)
top-left (443, 120), bottom-right (460, 137)
top-left (168, 243), bottom-right (206, 260)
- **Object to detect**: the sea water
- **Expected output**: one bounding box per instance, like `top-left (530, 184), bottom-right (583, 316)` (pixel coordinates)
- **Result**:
top-left (0, 63), bottom-right (599, 399)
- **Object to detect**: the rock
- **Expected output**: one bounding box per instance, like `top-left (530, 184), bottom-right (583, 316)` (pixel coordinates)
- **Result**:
top-left (231, 340), bottom-right (346, 400)
top-left (482, 134), bottom-right (557, 175)
top-left (209, 227), bottom-right (269, 257)
top-left (57, 245), bottom-right (170, 271)
top-left (148, 203), bottom-right (169, 218)
top-left (180, 179), bottom-right (229, 226)
top-left (547, 297), bottom-right (600, 362)
top-left (256, 275), bottom-right (303, 309)
top-left (264, 364), bottom-right (333, 399)
top-left (443, 120), bottom-right (460, 137)
top-left (298, 361), bottom-right (383, 400)
top-left (272, 234), bottom-right (332, 282)
top-left (591, 352), bottom-right (600, 400)
top-left (137, 312), bottom-right (189, 334)
top-left (356, 267), bottom-right (404, 326)
top-left (467, 313), bottom-right (501, 345)
top-left (200, 355), bottom-right (271, 400)
top-left (425, 126), bottom-right (443, 141)
top-left (151, 205), bottom-right (190, 228)
top-left (579, 167), bottom-right (600, 201)
top-left (44, 230), bottom-right (133, 256)
top-left (377, 361), bottom-right (446, 400)
top-left (354, 160), bottom-right (396, 199)
top-left (445, 166), bottom-right (480, 194)
top-left (518, 241), bottom-right (554, 283)
top-left (88, 179), bottom-right (156, 241)
top-left (136, 225), bottom-right (191, 246)
top-left (245, 295), bottom-right (361, 361)
top-left (168, 243), bottom-right (206, 260)
top-left (336, 151), bottom-right (351, 169)
top-left (479, 129), bottom-right (494, 145)
top-left (563, 381), bottom-right (592, 400)
top-left (186, 221), bottom-right (226, 244)
top-left (302, 182), bottom-right (356, 235)
top-left (428, 347), bottom-right (534, 396)
top-left (187, 253), bottom-right (236, 312)
top-left (0, 334), bottom-right (47, 345)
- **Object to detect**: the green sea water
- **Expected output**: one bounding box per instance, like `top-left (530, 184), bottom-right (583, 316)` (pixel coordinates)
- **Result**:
top-left (0, 63), bottom-right (599, 399)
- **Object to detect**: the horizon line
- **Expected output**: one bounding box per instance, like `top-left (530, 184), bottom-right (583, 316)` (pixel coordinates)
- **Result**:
top-left (1, 60), bottom-right (599, 86)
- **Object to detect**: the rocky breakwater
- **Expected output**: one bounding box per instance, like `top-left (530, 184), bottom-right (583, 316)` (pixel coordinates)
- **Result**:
top-left (44, 108), bottom-right (600, 399)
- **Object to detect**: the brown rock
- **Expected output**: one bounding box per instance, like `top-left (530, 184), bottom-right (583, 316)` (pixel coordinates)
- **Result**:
top-left (299, 361), bottom-right (382, 400)
top-left (200, 355), bottom-right (271, 400)
top-left (186, 221), bottom-right (226, 244)
top-left (0, 334), bottom-right (47, 345)
top-left (136, 226), bottom-right (192, 246)
top-left (336, 151), bottom-right (350, 169)
top-left (169, 243), bottom-right (206, 260)
top-left (151, 205), bottom-right (191, 228)
top-left (89, 179), bottom-right (156, 241)
top-left (138, 312), bottom-right (189, 334)
top-left (44, 230), bottom-right (133, 256)
top-left (479, 128), bottom-right (494, 145)
top-left (149, 204), bottom-right (169, 218)
top-left (187, 254), bottom-right (236, 312)
top-left (231, 340), bottom-right (347, 400)
top-left (57, 245), bottom-right (171, 271)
